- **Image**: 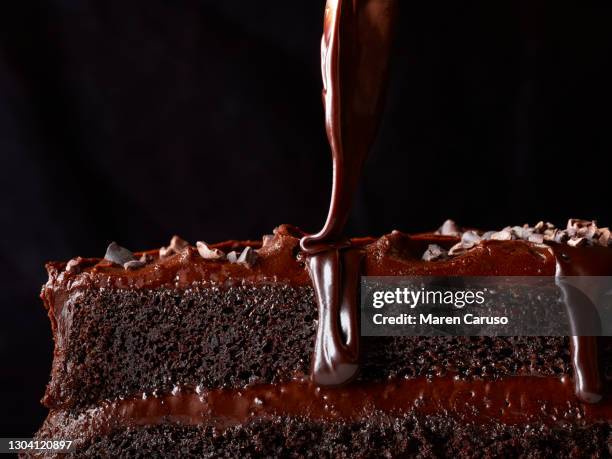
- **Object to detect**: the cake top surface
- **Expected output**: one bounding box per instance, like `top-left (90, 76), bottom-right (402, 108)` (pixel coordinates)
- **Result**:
top-left (43, 219), bottom-right (612, 294)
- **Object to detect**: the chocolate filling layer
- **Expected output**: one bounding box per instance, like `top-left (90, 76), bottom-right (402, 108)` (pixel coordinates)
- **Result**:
top-left (40, 375), bottom-right (611, 445)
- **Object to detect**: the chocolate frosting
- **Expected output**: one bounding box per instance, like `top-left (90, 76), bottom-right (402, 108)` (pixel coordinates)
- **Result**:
top-left (44, 228), bottom-right (565, 294)
top-left (39, 375), bottom-right (612, 445)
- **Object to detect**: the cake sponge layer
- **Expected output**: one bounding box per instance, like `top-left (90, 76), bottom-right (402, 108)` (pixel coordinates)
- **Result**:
top-left (44, 283), bottom-right (574, 410)
top-left (34, 415), bottom-right (611, 458)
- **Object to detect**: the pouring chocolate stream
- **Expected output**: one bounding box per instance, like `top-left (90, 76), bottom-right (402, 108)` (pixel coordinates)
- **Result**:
top-left (300, 0), bottom-right (398, 386)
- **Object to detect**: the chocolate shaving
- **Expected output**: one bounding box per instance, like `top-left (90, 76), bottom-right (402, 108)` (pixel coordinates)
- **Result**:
top-left (261, 234), bottom-right (275, 248)
top-left (422, 244), bottom-right (448, 261)
top-left (598, 228), bottom-right (611, 247)
top-left (237, 246), bottom-right (258, 267)
top-left (564, 219), bottom-right (612, 246)
top-left (511, 226), bottom-right (533, 240)
top-left (437, 217), bottom-right (611, 257)
top-left (543, 229), bottom-right (557, 242)
top-left (160, 235), bottom-right (189, 258)
top-left (567, 219), bottom-right (595, 237)
top-left (481, 231), bottom-right (496, 241)
top-left (555, 230), bottom-right (569, 243)
top-left (124, 259), bottom-right (146, 270)
top-left (585, 225), bottom-right (598, 239)
top-left (65, 258), bottom-right (81, 274)
top-left (225, 247), bottom-right (258, 267)
top-left (528, 233), bottom-right (545, 244)
top-left (140, 253), bottom-right (153, 263)
top-left (196, 241), bottom-right (225, 260)
top-left (446, 230), bottom-right (483, 256)
top-left (568, 237), bottom-right (587, 247)
top-left (103, 242), bottom-right (149, 270)
top-left (448, 242), bottom-right (468, 256)
top-left (490, 230), bottom-right (512, 241)
top-left (461, 230), bottom-right (481, 245)
top-left (533, 221), bottom-right (556, 234)
top-left (436, 219), bottom-right (461, 237)
top-left (105, 242), bottom-right (136, 266)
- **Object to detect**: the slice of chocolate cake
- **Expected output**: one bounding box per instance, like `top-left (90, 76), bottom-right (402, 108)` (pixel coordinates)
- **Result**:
top-left (22, 0), bottom-right (611, 456)
top-left (31, 220), bottom-right (612, 458)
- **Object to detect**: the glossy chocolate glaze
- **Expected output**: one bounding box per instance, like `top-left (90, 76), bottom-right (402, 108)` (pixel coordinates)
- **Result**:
top-left (552, 244), bottom-right (612, 403)
top-left (307, 249), bottom-right (363, 386)
top-left (40, 375), bottom-right (611, 444)
top-left (300, 0), bottom-right (398, 386)
top-left (43, 228), bottom-right (561, 316)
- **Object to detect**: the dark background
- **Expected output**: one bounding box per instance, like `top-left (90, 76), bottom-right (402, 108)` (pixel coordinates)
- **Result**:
top-left (1, 1), bottom-right (611, 435)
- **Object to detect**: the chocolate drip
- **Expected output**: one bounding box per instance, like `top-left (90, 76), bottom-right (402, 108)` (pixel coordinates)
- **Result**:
top-left (552, 244), bottom-right (612, 403)
top-left (301, 0), bottom-right (398, 385)
top-left (308, 249), bottom-right (363, 385)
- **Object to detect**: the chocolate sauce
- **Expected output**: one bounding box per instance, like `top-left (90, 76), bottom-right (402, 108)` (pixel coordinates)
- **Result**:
top-left (307, 249), bottom-right (363, 385)
top-left (300, 0), bottom-right (398, 385)
top-left (552, 245), bottom-right (612, 403)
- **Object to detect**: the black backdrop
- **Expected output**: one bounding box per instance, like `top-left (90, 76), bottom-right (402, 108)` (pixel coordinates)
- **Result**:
top-left (1, 1), bottom-right (611, 435)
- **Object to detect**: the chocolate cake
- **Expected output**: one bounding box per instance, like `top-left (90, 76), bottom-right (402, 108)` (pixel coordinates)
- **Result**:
top-left (31, 219), bottom-right (612, 458)
top-left (29, 0), bottom-right (612, 456)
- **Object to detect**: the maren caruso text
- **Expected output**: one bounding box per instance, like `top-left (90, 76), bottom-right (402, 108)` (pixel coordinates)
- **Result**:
top-left (372, 313), bottom-right (509, 326)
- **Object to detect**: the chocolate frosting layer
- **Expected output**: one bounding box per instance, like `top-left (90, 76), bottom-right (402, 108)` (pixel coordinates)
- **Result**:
top-left (39, 375), bottom-right (612, 445)
top-left (43, 227), bottom-right (564, 295)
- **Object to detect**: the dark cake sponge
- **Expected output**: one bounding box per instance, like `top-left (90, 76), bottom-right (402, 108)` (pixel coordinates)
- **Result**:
top-left (44, 283), bottom-right (572, 410)
top-left (33, 414), bottom-right (611, 459)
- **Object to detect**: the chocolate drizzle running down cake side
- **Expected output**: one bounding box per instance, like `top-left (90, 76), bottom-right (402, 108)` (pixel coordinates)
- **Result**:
top-left (300, 0), bottom-right (398, 385)
top-left (553, 243), bottom-right (612, 403)
top-left (434, 218), bottom-right (612, 403)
